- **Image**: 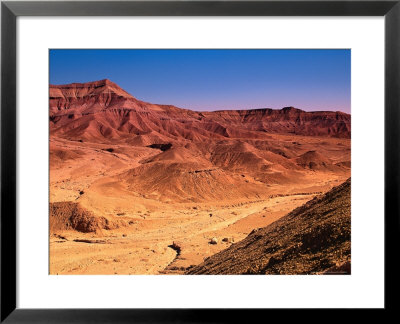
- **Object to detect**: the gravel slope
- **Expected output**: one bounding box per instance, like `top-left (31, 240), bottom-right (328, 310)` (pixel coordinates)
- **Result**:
top-left (187, 178), bottom-right (351, 275)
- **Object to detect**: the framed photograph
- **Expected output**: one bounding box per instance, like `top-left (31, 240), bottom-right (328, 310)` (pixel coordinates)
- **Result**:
top-left (1, 0), bottom-right (399, 321)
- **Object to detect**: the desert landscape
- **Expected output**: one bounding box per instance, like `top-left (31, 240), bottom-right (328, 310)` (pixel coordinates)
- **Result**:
top-left (49, 78), bottom-right (351, 275)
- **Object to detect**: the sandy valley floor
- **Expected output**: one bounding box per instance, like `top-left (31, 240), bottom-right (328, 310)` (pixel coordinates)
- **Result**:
top-left (49, 134), bottom-right (350, 275)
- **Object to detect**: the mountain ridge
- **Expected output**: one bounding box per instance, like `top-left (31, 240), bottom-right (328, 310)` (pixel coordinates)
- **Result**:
top-left (49, 79), bottom-right (351, 140)
top-left (50, 79), bottom-right (350, 115)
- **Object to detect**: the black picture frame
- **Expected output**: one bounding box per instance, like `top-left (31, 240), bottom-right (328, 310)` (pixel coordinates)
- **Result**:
top-left (1, 0), bottom-right (399, 322)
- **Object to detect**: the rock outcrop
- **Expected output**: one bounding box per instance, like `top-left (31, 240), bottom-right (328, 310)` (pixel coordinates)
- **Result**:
top-left (186, 178), bottom-right (351, 275)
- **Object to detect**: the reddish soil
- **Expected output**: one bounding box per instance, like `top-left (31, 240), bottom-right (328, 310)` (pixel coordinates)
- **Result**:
top-left (187, 179), bottom-right (351, 275)
top-left (49, 79), bottom-right (351, 275)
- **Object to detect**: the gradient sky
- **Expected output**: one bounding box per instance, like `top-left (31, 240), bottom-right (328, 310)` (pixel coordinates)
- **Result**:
top-left (50, 49), bottom-right (351, 113)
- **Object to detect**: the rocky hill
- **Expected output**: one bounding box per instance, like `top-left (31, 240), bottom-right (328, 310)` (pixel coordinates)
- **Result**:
top-left (50, 79), bottom-right (351, 141)
top-left (186, 178), bottom-right (351, 275)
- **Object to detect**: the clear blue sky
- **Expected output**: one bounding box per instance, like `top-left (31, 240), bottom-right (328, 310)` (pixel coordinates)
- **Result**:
top-left (50, 49), bottom-right (351, 113)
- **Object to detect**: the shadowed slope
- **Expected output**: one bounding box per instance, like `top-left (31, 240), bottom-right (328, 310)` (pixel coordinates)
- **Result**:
top-left (186, 178), bottom-right (351, 275)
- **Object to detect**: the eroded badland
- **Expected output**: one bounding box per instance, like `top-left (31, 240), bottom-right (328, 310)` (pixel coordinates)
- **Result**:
top-left (49, 79), bottom-right (351, 275)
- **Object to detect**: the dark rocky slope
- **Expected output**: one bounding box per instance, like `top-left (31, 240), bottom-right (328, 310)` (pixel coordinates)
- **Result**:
top-left (187, 178), bottom-right (351, 275)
